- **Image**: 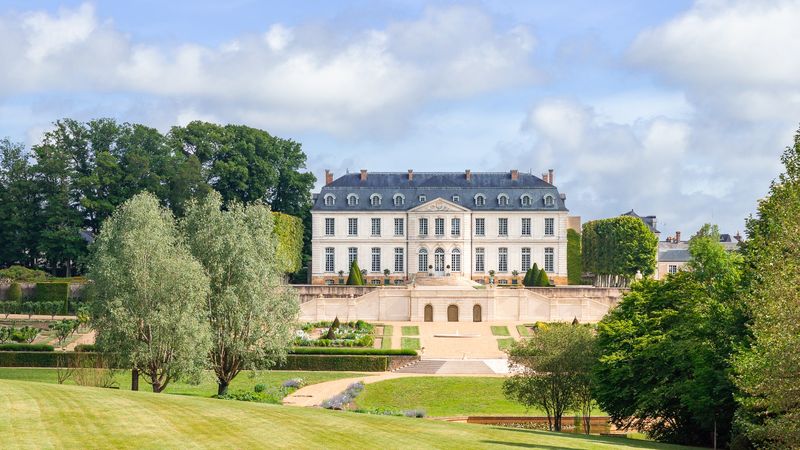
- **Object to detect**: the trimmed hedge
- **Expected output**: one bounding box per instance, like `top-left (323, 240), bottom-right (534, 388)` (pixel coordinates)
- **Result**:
top-left (275, 354), bottom-right (388, 372)
top-left (35, 282), bottom-right (69, 302)
top-left (567, 228), bottom-right (583, 285)
top-left (7, 283), bottom-right (22, 302)
top-left (74, 344), bottom-right (98, 352)
top-left (0, 351), bottom-right (102, 367)
top-left (289, 347), bottom-right (416, 356)
top-left (0, 343), bottom-right (54, 352)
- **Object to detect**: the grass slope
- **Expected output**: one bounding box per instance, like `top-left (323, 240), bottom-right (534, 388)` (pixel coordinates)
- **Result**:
top-left (401, 325), bottom-right (419, 336)
top-left (0, 368), bottom-right (361, 397)
top-left (0, 379), bottom-right (696, 449)
top-left (357, 376), bottom-right (605, 417)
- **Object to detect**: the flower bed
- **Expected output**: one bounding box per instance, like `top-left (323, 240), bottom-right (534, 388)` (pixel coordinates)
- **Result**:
top-left (295, 320), bottom-right (375, 348)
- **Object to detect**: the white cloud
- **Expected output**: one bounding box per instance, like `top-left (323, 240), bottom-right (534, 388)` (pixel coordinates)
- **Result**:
top-left (0, 3), bottom-right (539, 136)
top-left (629, 0), bottom-right (800, 122)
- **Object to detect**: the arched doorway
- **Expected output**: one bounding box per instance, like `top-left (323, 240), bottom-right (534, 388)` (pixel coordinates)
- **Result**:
top-left (434, 248), bottom-right (445, 276)
top-left (473, 304), bottom-right (482, 322)
top-left (424, 304), bottom-right (433, 322)
top-left (447, 304), bottom-right (459, 322)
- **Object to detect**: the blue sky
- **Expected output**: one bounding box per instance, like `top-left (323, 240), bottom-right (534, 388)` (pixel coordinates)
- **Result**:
top-left (1, 1), bottom-right (798, 237)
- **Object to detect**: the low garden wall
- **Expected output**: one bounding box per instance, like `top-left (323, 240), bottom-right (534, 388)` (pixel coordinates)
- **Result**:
top-left (466, 416), bottom-right (615, 434)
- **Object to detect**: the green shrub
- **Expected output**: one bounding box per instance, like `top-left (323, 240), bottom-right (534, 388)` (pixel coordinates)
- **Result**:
top-left (0, 266), bottom-right (50, 282)
top-left (289, 347), bottom-right (416, 356)
top-left (0, 351), bottom-right (103, 367)
top-left (74, 344), bottom-right (97, 352)
top-left (567, 229), bottom-right (583, 285)
top-left (34, 282), bottom-right (69, 303)
top-left (275, 354), bottom-right (388, 372)
top-left (346, 260), bottom-right (365, 285)
top-left (6, 282), bottom-right (23, 302)
top-left (0, 343), bottom-right (54, 352)
top-left (538, 269), bottom-right (551, 287)
top-left (11, 326), bottom-right (38, 343)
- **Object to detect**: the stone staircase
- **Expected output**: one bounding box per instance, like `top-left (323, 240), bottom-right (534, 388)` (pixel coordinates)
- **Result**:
top-left (393, 359), bottom-right (495, 374)
top-left (413, 275), bottom-right (480, 289)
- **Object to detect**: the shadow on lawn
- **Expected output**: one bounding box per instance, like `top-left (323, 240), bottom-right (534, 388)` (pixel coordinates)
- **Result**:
top-left (480, 442), bottom-right (584, 449)
top-left (484, 427), bottom-right (675, 449)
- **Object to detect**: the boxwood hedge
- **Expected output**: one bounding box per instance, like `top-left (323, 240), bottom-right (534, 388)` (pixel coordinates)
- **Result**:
top-left (0, 343), bottom-right (54, 352)
top-left (289, 347), bottom-right (416, 356)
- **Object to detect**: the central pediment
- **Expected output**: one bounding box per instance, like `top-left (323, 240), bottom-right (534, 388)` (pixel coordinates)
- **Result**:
top-left (408, 197), bottom-right (470, 213)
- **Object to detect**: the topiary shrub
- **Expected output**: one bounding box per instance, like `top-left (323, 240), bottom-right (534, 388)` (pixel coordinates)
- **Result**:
top-left (538, 269), bottom-right (551, 287)
top-left (325, 316), bottom-right (341, 340)
top-left (6, 283), bottom-right (22, 302)
top-left (34, 282), bottom-right (69, 303)
top-left (346, 260), bottom-right (365, 285)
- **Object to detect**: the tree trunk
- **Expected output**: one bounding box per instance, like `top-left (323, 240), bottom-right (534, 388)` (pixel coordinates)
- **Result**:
top-left (554, 414), bottom-right (562, 432)
top-left (131, 368), bottom-right (139, 391)
top-left (218, 381), bottom-right (229, 396)
top-left (152, 380), bottom-right (162, 393)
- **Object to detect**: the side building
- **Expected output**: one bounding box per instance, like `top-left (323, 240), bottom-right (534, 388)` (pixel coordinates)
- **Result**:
top-left (310, 169), bottom-right (569, 285)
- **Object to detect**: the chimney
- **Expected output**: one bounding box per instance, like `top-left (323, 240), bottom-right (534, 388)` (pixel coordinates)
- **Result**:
top-left (465, 169), bottom-right (471, 181)
top-left (511, 169), bottom-right (519, 181)
top-left (360, 169), bottom-right (367, 181)
top-left (548, 169), bottom-right (554, 185)
top-left (734, 231), bottom-right (742, 242)
top-left (408, 169), bottom-right (414, 181)
top-left (675, 231), bottom-right (681, 242)
top-left (324, 169), bottom-right (333, 186)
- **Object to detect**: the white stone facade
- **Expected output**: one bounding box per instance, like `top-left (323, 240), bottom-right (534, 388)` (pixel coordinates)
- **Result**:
top-left (311, 197), bottom-right (569, 284)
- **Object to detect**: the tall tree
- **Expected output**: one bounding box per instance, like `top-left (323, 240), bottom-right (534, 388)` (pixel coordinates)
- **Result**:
top-left (734, 129), bottom-right (800, 448)
top-left (181, 192), bottom-right (299, 395)
top-left (593, 225), bottom-right (744, 446)
top-left (582, 216), bottom-right (657, 287)
top-left (0, 139), bottom-right (39, 266)
top-left (88, 192), bottom-right (210, 393)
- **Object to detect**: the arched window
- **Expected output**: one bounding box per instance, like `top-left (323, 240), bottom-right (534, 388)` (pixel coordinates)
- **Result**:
top-left (520, 194), bottom-right (532, 206)
top-left (418, 248), bottom-right (428, 272)
top-left (434, 247), bottom-right (445, 272)
top-left (451, 248), bottom-right (461, 272)
top-left (393, 193), bottom-right (405, 206)
top-left (370, 193), bottom-right (382, 206)
top-left (347, 194), bottom-right (359, 206)
top-left (474, 194), bottom-right (486, 206)
top-left (497, 194), bottom-right (509, 206)
top-left (323, 194), bottom-right (335, 206)
top-left (544, 195), bottom-right (554, 207)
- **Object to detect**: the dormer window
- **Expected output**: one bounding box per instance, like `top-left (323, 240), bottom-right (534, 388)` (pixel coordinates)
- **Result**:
top-left (498, 194), bottom-right (509, 206)
top-left (347, 194), bottom-right (359, 206)
top-left (521, 194), bottom-right (532, 206)
top-left (370, 193), bottom-right (382, 206)
top-left (544, 195), bottom-right (554, 207)
top-left (452, 195), bottom-right (460, 203)
top-left (324, 194), bottom-right (335, 206)
top-left (393, 193), bottom-right (405, 206)
top-left (474, 194), bottom-right (486, 206)
top-left (419, 194), bottom-right (427, 203)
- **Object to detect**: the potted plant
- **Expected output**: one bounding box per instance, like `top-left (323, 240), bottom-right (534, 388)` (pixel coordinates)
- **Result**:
top-left (428, 264), bottom-right (433, 276)
top-left (488, 270), bottom-right (496, 285)
top-left (446, 264), bottom-right (451, 276)
top-left (512, 270), bottom-right (519, 285)
top-left (383, 268), bottom-right (391, 285)
top-left (338, 270), bottom-right (345, 284)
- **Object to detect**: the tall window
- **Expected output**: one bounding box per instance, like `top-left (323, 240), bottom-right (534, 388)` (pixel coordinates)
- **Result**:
top-left (394, 247), bottom-right (404, 272)
top-left (348, 218), bottom-right (358, 236)
top-left (418, 248), bottom-right (428, 272)
top-left (371, 247), bottom-right (381, 272)
top-left (521, 218), bottom-right (531, 236)
top-left (348, 247), bottom-right (358, 266)
top-left (544, 247), bottom-right (554, 272)
top-left (371, 218), bottom-right (381, 236)
top-left (451, 218), bottom-right (461, 236)
top-left (325, 247), bottom-right (335, 272)
top-left (394, 218), bottom-right (404, 236)
top-left (475, 218), bottom-right (485, 236)
top-left (521, 248), bottom-right (531, 271)
top-left (435, 218), bottom-right (445, 236)
top-left (325, 218), bottom-right (335, 236)
top-left (544, 218), bottom-right (555, 236)
top-left (451, 248), bottom-right (461, 272)
top-left (498, 248), bottom-right (508, 272)
top-left (475, 248), bottom-right (485, 272)
top-left (419, 218), bottom-right (428, 236)
top-left (498, 218), bottom-right (508, 236)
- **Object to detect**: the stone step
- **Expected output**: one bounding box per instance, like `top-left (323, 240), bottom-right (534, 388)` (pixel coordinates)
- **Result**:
top-left (393, 359), bottom-right (496, 375)
top-left (393, 360), bottom-right (447, 374)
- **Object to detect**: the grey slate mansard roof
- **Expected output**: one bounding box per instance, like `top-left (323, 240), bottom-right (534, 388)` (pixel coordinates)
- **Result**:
top-left (312, 171), bottom-right (568, 212)
top-left (659, 249), bottom-right (691, 263)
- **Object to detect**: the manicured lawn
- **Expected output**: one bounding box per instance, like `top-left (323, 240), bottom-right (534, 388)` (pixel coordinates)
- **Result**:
top-left (490, 326), bottom-right (510, 336)
top-left (356, 376), bottom-right (605, 417)
top-left (0, 379), bottom-right (698, 449)
top-left (380, 325), bottom-right (393, 349)
top-left (516, 324), bottom-right (532, 337)
top-left (497, 338), bottom-right (516, 351)
top-left (381, 324), bottom-right (393, 337)
top-left (0, 368), bottom-right (361, 398)
top-left (401, 325), bottom-right (419, 336)
top-left (401, 337), bottom-right (421, 350)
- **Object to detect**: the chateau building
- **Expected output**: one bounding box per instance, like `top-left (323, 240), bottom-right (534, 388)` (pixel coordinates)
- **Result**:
top-left (310, 169), bottom-right (569, 285)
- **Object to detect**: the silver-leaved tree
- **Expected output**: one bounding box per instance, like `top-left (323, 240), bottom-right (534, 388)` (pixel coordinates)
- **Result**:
top-left (88, 192), bottom-right (211, 393)
top-left (181, 191), bottom-right (299, 396)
